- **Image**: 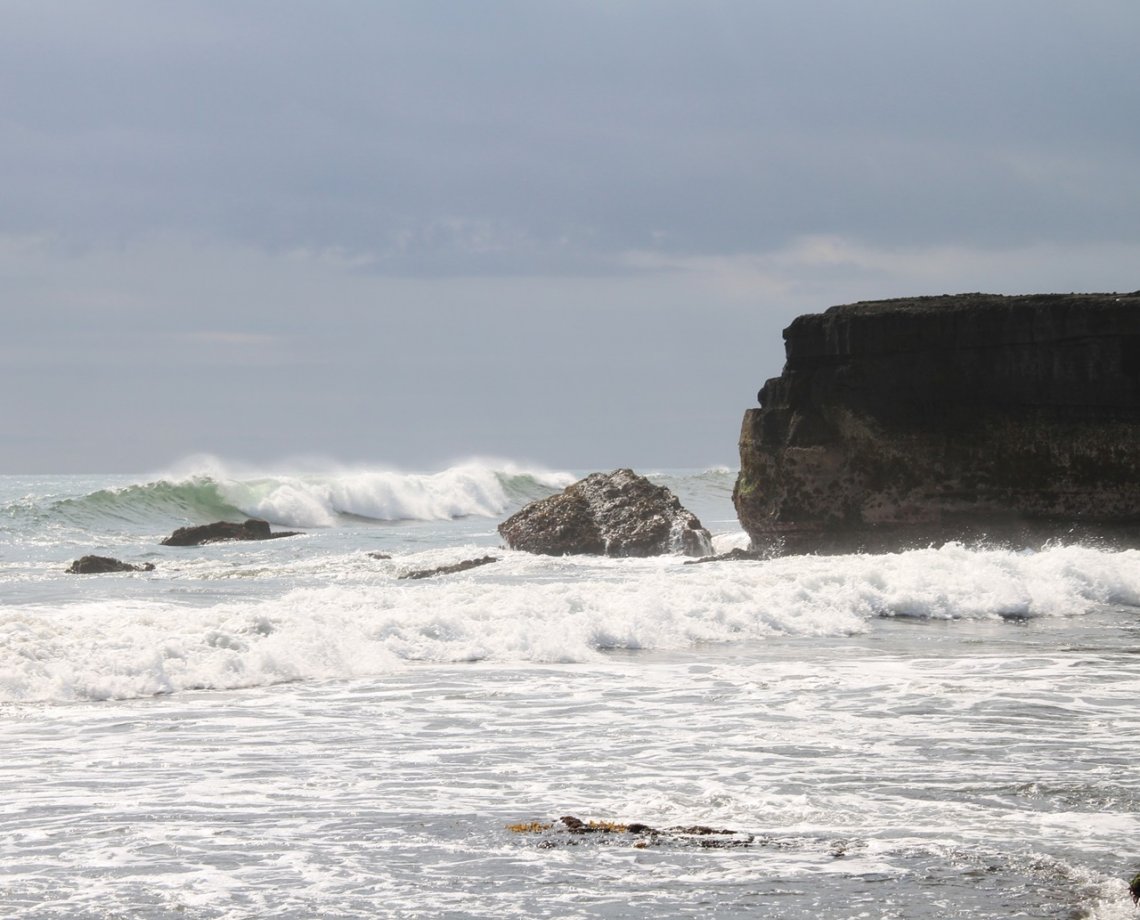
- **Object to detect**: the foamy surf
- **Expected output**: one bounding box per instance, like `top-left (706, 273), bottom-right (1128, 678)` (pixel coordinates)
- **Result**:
top-left (3, 542), bottom-right (1137, 703)
top-left (4, 467), bottom-right (1140, 919)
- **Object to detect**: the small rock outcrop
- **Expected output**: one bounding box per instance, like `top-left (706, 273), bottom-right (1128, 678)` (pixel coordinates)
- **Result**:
top-left (507, 815), bottom-right (754, 849)
top-left (683, 547), bottom-right (765, 565)
top-left (160, 519), bottom-right (302, 547)
top-left (734, 293), bottom-right (1140, 553)
top-left (398, 556), bottom-right (498, 580)
top-left (498, 469), bottom-right (712, 557)
top-left (66, 555), bottom-right (155, 574)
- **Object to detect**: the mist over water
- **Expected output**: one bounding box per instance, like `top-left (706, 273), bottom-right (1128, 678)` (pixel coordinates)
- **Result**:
top-left (2, 460), bottom-right (1138, 918)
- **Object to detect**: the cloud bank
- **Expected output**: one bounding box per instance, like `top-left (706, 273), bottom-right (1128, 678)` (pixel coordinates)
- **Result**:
top-left (2, 1), bottom-right (1138, 470)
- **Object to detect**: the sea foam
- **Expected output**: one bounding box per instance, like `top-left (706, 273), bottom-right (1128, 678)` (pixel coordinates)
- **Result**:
top-left (3, 542), bottom-right (1137, 703)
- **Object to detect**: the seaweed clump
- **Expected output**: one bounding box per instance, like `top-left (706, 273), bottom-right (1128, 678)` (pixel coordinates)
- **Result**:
top-left (505, 821), bottom-right (553, 834)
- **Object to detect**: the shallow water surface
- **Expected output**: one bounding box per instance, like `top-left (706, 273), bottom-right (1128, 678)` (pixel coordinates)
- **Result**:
top-left (2, 467), bottom-right (1139, 917)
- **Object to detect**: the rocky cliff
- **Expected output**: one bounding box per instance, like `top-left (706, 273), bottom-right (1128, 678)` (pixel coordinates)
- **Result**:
top-left (733, 293), bottom-right (1140, 553)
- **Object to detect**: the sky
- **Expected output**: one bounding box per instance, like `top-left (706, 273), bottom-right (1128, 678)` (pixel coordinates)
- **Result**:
top-left (3, 1), bottom-right (1139, 473)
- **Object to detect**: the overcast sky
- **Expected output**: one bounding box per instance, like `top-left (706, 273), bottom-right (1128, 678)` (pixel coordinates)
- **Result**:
top-left (3, 1), bottom-right (1138, 473)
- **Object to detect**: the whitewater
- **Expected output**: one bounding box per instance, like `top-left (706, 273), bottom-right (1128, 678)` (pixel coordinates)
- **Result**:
top-left (2, 460), bottom-right (1139, 918)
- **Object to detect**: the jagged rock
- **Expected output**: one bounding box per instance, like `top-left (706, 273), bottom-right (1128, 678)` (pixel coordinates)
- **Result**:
top-left (160, 519), bottom-right (302, 547)
top-left (735, 293), bottom-right (1140, 554)
top-left (557, 816), bottom-right (734, 836)
top-left (66, 555), bottom-right (155, 574)
top-left (398, 556), bottom-right (498, 580)
top-left (507, 815), bottom-right (754, 848)
top-left (498, 469), bottom-right (713, 557)
top-left (683, 547), bottom-right (766, 565)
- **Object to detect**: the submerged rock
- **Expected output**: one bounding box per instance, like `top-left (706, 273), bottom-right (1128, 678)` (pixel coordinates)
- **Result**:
top-left (160, 519), bottom-right (302, 547)
top-left (66, 555), bottom-right (155, 574)
top-left (398, 556), bottom-right (498, 580)
top-left (683, 547), bottom-right (766, 565)
top-left (735, 293), bottom-right (1140, 554)
top-left (507, 815), bottom-right (754, 849)
top-left (498, 469), bottom-right (712, 557)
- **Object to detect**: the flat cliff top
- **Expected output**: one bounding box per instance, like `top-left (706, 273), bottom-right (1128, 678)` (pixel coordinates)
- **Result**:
top-left (783, 291), bottom-right (1140, 361)
top-left (739, 291), bottom-right (1140, 549)
top-left (815, 291), bottom-right (1140, 318)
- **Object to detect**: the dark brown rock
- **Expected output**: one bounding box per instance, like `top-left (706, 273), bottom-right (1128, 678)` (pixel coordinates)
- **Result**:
top-left (498, 469), bottom-right (713, 557)
top-left (66, 555), bottom-right (155, 574)
top-left (556, 816), bottom-right (719, 837)
top-left (398, 556), bottom-right (498, 580)
top-left (510, 816), bottom-right (754, 848)
top-left (160, 519), bottom-right (302, 547)
top-left (683, 547), bottom-right (766, 565)
top-left (734, 293), bottom-right (1140, 553)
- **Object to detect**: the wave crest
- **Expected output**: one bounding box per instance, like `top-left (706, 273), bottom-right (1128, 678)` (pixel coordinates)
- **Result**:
top-left (46, 459), bottom-right (576, 529)
top-left (217, 464), bottom-right (573, 527)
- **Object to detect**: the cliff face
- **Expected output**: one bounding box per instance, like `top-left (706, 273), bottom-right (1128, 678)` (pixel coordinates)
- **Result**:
top-left (734, 293), bottom-right (1140, 553)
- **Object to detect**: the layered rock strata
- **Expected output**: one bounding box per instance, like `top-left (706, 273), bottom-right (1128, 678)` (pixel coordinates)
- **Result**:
top-left (734, 293), bottom-right (1140, 553)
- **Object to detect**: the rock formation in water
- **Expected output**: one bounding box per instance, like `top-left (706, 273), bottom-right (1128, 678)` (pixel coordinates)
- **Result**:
top-left (506, 815), bottom-right (754, 848)
top-left (398, 556), bottom-right (498, 580)
top-left (499, 468), bottom-right (713, 557)
top-left (66, 555), bottom-right (156, 574)
top-left (734, 293), bottom-right (1140, 553)
top-left (160, 519), bottom-right (302, 547)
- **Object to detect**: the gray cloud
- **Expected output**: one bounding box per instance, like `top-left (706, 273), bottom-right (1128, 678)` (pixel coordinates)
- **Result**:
top-left (2, 1), bottom-right (1139, 471)
top-left (4, 1), bottom-right (1139, 272)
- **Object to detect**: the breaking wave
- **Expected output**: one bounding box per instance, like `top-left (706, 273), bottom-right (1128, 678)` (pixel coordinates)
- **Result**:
top-left (40, 459), bottom-right (577, 529)
top-left (4, 542), bottom-right (1138, 703)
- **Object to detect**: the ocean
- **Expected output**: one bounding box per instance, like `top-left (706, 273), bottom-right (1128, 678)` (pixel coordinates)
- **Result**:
top-left (2, 460), bottom-right (1139, 919)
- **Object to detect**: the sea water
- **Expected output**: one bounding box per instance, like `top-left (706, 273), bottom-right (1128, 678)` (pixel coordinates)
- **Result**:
top-left (2, 461), bottom-right (1139, 919)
